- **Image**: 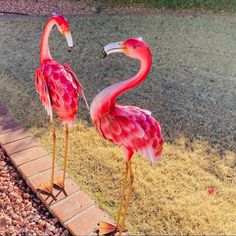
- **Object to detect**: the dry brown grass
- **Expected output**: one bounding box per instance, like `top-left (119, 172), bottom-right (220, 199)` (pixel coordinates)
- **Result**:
top-left (34, 123), bottom-right (236, 235)
top-left (0, 14), bottom-right (236, 234)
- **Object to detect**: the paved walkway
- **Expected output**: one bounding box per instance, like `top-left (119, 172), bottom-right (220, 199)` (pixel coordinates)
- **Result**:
top-left (0, 102), bottom-right (112, 236)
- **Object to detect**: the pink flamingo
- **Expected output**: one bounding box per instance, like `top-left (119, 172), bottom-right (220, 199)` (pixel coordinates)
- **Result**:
top-left (34, 14), bottom-right (88, 194)
top-left (91, 38), bottom-right (163, 235)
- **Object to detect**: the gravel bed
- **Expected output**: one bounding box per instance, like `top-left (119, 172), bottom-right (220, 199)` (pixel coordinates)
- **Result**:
top-left (0, 0), bottom-right (154, 16)
top-left (0, 148), bottom-right (70, 235)
top-left (0, 0), bottom-right (233, 18)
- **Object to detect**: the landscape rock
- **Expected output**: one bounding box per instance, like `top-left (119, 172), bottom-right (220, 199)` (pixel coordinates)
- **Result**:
top-left (0, 149), bottom-right (68, 235)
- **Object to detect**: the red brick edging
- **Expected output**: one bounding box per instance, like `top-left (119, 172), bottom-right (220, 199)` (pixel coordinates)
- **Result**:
top-left (0, 103), bottom-right (112, 235)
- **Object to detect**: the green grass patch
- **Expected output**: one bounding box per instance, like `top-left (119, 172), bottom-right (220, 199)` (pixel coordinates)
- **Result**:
top-left (146, 0), bottom-right (236, 12)
top-left (96, 0), bottom-right (236, 12)
top-left (0, 14), bottom-right (236, 234)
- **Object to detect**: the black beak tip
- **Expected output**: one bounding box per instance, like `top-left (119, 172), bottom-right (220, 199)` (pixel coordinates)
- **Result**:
top-left (68, 47), bottom-right (73, 52)
top-left (101, 49), bottom-right (107, 59)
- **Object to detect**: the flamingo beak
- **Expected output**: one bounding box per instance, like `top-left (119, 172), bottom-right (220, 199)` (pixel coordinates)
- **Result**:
top-left (64, 31), bottom-right (73, 50)
top-left (102, 41), bottom-right (125, 58)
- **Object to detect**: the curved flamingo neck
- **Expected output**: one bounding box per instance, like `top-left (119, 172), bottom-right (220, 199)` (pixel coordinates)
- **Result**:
top-left (40, 18), bottom-right (57, 64)
top-left (109, 54), bottom-right (152, 106)
top-left (90, 52), bottom-right (152, 121)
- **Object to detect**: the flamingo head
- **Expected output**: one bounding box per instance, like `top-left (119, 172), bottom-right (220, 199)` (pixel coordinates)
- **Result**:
top-left (51, 14), bottom-right (73, 48)
top-left (102, 37), bottom-right (151, 60)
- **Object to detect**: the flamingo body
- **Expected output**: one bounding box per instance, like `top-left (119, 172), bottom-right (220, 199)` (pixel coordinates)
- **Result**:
top-left (34, 14), bottom-right (88, 193)
top-left (94, 38), bottom-right (164, 235)
top-left (35, 61), bottom-right (85, 126)
top-left (90, 38), bottom-right (163, 163)
top-left (34, 14), bottom-right (87, 127)
top-left (93, 104), bottom-right (163, 162)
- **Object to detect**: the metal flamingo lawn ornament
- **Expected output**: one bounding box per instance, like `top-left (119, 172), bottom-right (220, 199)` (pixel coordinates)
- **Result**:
top-left (91, 38), bottom-right (164, 235)
top-left (34, 14), bottom-right (88, 194)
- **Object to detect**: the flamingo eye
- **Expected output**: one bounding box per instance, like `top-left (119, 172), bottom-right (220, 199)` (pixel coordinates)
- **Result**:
top-left (132, 46), bottom-right (136, 49)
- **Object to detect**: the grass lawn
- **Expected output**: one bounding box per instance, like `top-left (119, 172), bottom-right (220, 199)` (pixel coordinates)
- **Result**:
top-left (97, 0), bottom-right (236, 13)
top-left (0, 14), bottom-right (236, 234)
top-left (149, 0), bottom-right (236, 12)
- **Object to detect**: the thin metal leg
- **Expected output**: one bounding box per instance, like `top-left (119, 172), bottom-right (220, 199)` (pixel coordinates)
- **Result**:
top-left (119, 161), bottom-right (133, 235)
top-left (50, 114), bottom-right (56, 192)
top-left (96, 161), bottom-right (128, 236)
top-left (37, 114), bottom-right (56, 194)
top-left (116, 161), bottom-right (129, 229)
top-left (62, 124), bottom-right (69, 188)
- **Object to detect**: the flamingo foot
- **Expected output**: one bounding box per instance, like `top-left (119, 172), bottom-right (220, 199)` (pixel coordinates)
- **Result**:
top-left (53, 176), bottom-right (65, 189)
top-left (95, 221), bottom-right (127, 236)
top-left (37, 176), bottom-right (65, 194)
top-left (37, 181), bottom-right (53, 194)
top-left (95, 221), bottom-right (117, 236)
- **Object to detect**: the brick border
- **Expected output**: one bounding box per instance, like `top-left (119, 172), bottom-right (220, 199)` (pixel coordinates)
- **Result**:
top-left (0, 103), bottom-right (113, 236)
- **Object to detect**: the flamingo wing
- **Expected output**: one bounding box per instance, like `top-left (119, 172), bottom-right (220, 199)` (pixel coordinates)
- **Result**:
top-left (34, 67), bottom-right (53, 121)
top-left (97, 105), bottom-right (163, 163)
top-left (63, 63), bottom-right (89, 109)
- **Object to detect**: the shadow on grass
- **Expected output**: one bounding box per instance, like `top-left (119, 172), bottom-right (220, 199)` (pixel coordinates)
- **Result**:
top-left (0, 14), bottom-right (235, 156)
